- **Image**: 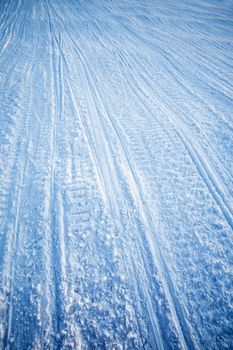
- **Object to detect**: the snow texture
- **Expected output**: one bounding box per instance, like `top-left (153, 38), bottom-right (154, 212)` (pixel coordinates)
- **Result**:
top-left (0, 0), bottom-right (233, 349)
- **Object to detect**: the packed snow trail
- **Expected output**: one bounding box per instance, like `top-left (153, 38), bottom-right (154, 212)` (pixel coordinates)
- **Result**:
top-left (0, 0), bottom-right (233, 349)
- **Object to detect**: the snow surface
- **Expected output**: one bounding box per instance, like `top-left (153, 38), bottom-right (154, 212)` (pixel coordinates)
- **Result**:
top-left (0, 0), bottom-right (233, 349)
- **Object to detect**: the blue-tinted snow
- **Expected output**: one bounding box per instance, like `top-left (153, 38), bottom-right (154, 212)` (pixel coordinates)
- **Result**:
top-left (0, 0), bottom-right (233, 349)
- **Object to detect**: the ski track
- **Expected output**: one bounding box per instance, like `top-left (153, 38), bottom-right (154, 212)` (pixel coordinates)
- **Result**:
top-left (0, 0), bottom-right (233, 349)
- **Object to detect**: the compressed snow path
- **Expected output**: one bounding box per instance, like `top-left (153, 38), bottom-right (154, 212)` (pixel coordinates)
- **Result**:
top-left (0, 0), bottom-right (233, 349)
